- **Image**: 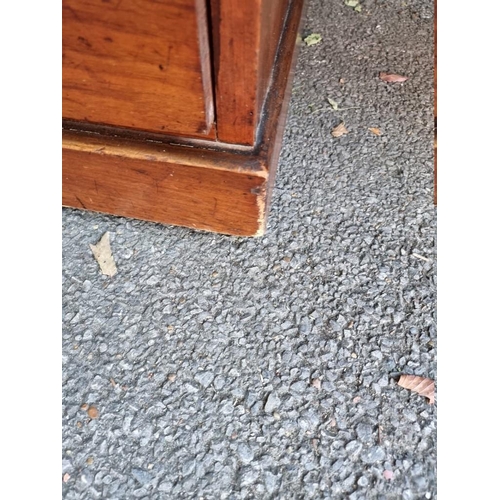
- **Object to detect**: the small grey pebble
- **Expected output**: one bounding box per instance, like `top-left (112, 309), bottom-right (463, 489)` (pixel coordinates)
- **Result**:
top-left (158, 481), bottom-right (173, 492)
top-left (195, 371), bottom-right (215, 388)
top-left (237, 443), bottom-right (254, 464)
top-left (362, 446), bottom-right (385, 464)
top-left (62, 459), bottom-right (73, 474)
top-left (290, 381), bottom-right (307, 393)
top-left (264, 392), bottom-right (281, 413)
top-left (356, 423), bottom-right (374, 443)
top-left (185, 382), bottom-right (199, 393)
top-left (263, 471), bottom-right (278, 492)
top-left (213, 375), bottom-right (225, 390)
top-left (78, 470), bottom-right (94, 489)
top-left (240, 467), bottom-right (259, 486)
top-left (131, 469), bottom-right (152, 486)
top-left (357, 476), bottom-right (369, 487)
top-left (345, 440), bottom-right (363, 458)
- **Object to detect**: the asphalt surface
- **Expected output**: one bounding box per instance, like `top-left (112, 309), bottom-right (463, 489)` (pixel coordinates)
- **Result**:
top-left (62, 0), bottom-right (436, 498)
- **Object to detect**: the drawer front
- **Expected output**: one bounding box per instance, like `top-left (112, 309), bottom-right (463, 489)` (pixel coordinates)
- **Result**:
top-left (62, 0), bottom-right (214, 137)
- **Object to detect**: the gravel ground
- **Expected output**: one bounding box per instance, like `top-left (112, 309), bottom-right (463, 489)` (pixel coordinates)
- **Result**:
top-left (62, 0), bottom-right (436, 498)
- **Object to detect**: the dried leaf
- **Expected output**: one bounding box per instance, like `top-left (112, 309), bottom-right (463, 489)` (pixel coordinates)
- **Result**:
top-left (345, 0), bottom-right (359, 6)
top-left (327, 98), bottom-right (339, 110)
top-left (339, 78), bottom-right (346, 84)
top-left (63, 473), bottom-right (71, 483)
top-left (311, 378), bottom-right (322, 390)
top-left (327, 100), bottom-right (338, 111)
top-left (354, 4), bottom-right (362, 12)
top-left (303, 33), bottom-right (322, 46)
top-left (331, 122), bottom-right (348, 138)
top-left (90, 232), bottom-right (117, 277)
top-left (398, 374), bottom-right (435, 404)
top-left (369, 127), bottom-right (382, 136)
top-left (380, 72), bottom-right (409, 83)
top-left (87, 405), bottom-right (99, 419)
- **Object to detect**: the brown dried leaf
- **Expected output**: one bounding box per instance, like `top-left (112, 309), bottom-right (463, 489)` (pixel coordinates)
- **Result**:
top-left (331, 122), bottom-right (348, 138)
top-left (87, 405), bottom-right (99, 419)
top-left (89, 232), bottom-right (117, 277)
top-left (369, 127), bottom-right (382, 136)
top-left (63, 473), bottom-right (71, 483)
top-left (379, 72), bottom-right (408, 83)
top-left (398, 374), bottom-right (435, 404)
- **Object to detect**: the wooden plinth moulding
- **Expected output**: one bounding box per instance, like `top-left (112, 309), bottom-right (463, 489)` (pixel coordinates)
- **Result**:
top-left (62, 0), bottom-right (306, 236)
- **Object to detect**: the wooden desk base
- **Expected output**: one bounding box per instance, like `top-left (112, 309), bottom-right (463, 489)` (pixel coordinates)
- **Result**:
top-left (62, 0), bottom-right (304, 236)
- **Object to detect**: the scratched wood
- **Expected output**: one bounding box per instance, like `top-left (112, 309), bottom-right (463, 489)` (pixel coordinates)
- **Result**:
top-left (62, 0), bottom-right (214, 137)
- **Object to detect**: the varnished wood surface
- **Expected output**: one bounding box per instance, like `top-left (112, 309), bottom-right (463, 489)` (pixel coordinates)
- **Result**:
top-left (255, 0), bottom-right (306, 223)
top-left (62, 0), bottom-right (214, 138)
top-left (63, 131), bottom-right (267, 236)
top-left (62, 0), bottom-right (306, 236)
top-left (257, 0), bottom-right (290, 118)
top-left (210, 0), bottom-right (290, 146)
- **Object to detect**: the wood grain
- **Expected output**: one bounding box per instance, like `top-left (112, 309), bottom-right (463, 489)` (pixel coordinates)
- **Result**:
top-left (210, 0), bottom-right (290, 146)
top-left (62, 0), bottom-right (214, 137)
top-left (63, 130), bottom-right (267, 236)
top-left (257, 0), bottom-right (290, 116)
top-left (62, 0), bottom-right (306, 236)
top-left (255, 0), bottom-right (307, 225)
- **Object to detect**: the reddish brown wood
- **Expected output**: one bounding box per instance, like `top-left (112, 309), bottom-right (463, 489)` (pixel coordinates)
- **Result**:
top-left (256, 0), bottom-right (307, 223)
top-left (62, 0), bottom-right (306, 236)
top-left (210, 0), bottom-right (290, 146)
top-left (63, 130), bottom-right (267, 236)
top-left (62, 0), bottom-right (214, 138)
top-left (257, 0), bottom-right (290, 115)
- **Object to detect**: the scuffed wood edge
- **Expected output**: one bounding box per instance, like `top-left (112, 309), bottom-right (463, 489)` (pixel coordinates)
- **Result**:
top-left (63, 131), bottom-right (269, 237)
top-left (254, 0), bottom-right (307, 229)
top-left (63, 129), bottom-right (267, 176)
top-left (62, 0), bottom-right (306, 237)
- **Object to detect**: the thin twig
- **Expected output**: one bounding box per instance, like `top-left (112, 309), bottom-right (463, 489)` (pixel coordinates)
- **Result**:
top-left (412, 253), bottom-right (431, 262)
